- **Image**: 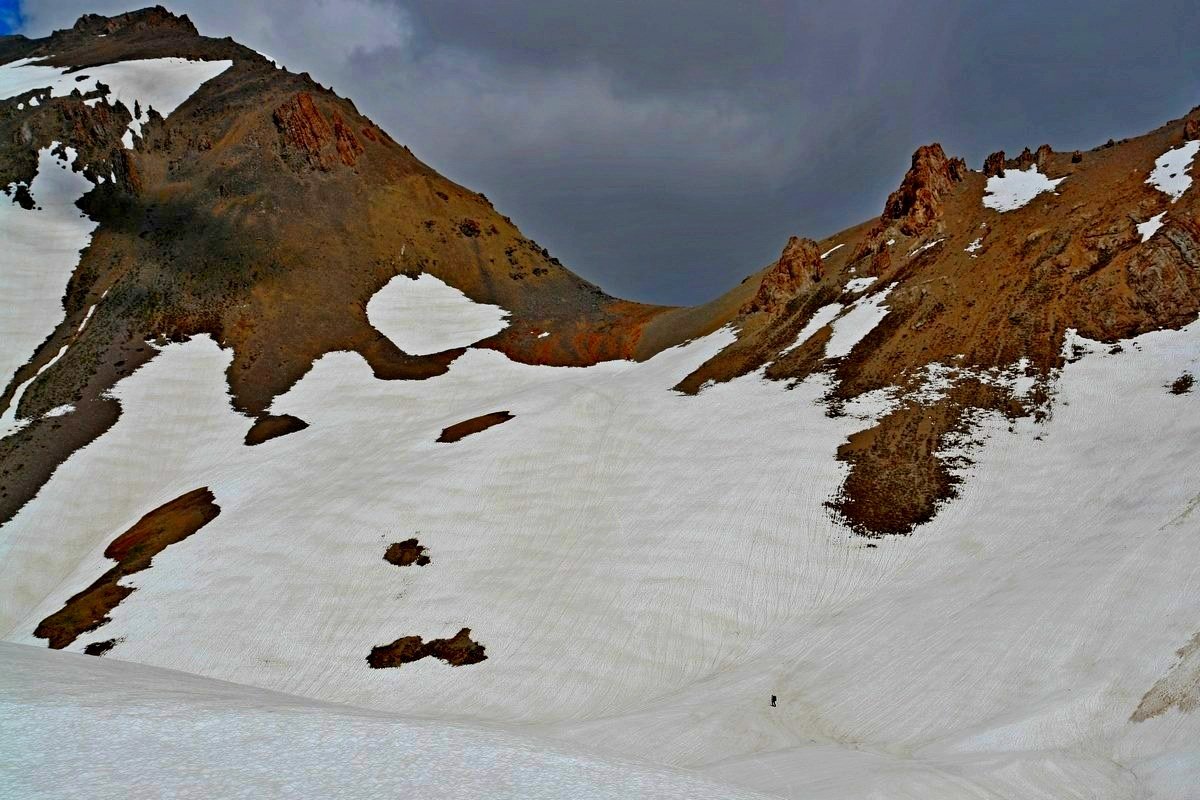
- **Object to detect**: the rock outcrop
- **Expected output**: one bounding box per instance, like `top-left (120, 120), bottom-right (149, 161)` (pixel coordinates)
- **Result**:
top-left (742, 236), bottom-right (823, 314)
top-left (983, 150), bottom-right (1006, 178)
top-left (272, 92), bottom-right (362, 170)
top-left (881, 144), bottom-right (967, 236)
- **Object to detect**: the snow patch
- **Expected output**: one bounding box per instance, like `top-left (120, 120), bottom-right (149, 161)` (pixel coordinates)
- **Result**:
top-left (781, 302), bottom-right (842, 355)
top-left (1137, 212), bottom-right (1167, 243)
top-left (908, 238), bottom-right (944, 257)
top-left (965, 237), bottom-right (982, 255)
top-left (820, 243), bottom-right (844, 259)
top-left (844, 276), bottom-right (876, 293)
top-left (367, 273), bottom-right (510, 355)
top-left (1146, 140), bottom-right (1200, 202)
top-left (982, 165), bottom-right (1065, 212)
top-left (826, 286), bottom-right (893, 359)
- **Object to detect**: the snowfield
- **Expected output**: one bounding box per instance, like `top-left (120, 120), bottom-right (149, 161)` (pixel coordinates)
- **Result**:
top-left (3, 48), bottom-right (1200, 798)
top-left (3, 268), bottom-right (1199, 797)
top-left (0, 642), bottom-right (770, 800)
top-left (982, 165), bottom-right (1065, 212)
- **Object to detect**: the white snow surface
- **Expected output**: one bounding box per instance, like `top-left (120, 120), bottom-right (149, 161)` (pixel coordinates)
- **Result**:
top-left (0, 146), bottom-right (96, 401)
top-left (780, 302), bottom-right (841, 355)
top-left (825, 285), bottom-right (893, 358)
top-left (0, 643), bottom-right (769, 800)
top-left (366, 273), bottom-right (510, 354)
top-left (0, 56), bottom-right (232, 137)
top-left (0, 294), bottom-right (1199, 795)
top-left (843, 276), bottom-right (876, 293)
top-left (820, 243), bottom-right (844, 259)
top-left (965, 236), bottom-right (983, 254)
top-left (982, 165), bottom-right (1066, 212)
top-left (1146, 140), bottom-right (1200, 202)
top-left (1139, 212), bottom-right (1168, 242)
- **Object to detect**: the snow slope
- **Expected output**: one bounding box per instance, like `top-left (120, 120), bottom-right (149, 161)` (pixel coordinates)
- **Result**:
top-left (0, 642), bottom-right (770, 800)
top-left (0, 147), bottom-right (95, 398)
top-left (2, 267), bottom-right (1199, 796)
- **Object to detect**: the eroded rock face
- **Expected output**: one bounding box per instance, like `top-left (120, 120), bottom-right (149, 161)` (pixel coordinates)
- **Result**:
top-left (70, 6), bottom-right (199, 37)
top-left (881, 144), bottom-right (967, 236)
top-left (742, 236), bottom-right (823, 314)
top-left (983, 150), bottom-right (1006, 178)
top-left (1125, 217), bottom-right (1200, 330)
top-left (1185, 118), bottom-right (1200, 141)
top-left (273, 92), bottom-right (343, 171)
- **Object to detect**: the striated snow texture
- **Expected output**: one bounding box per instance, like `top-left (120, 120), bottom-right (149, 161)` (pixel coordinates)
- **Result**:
top-left (366, 273), bottom-right (510, 354)
top-left (982, 165), bottom-right (1065, 212)
top-left (0, 642), bottom-right (769, 800)
top-left (1147, 140), bottom-right (1200, 202)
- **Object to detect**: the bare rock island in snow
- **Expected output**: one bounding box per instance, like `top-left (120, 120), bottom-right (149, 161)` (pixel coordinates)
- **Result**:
top-left (2, 6), bottom-right (1200, 799)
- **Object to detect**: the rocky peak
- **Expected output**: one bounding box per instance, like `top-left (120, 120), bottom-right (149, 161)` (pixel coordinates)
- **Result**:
top-left (983, 150), bottom-right (1006, 178)
top-left (880, 144), bottom-right (967, 236)
top-left (69, 7), bottom-right (198, 38)
top-left (742, 236), bottom-right (823, 315)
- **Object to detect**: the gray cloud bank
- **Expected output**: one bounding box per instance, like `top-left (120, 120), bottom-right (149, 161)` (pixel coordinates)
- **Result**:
top-left (18, 0), bottom-right (1200, 304)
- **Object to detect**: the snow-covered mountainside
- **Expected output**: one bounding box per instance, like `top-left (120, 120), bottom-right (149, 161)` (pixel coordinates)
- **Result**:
top-left (2, 7), bottom-right (1200, 799)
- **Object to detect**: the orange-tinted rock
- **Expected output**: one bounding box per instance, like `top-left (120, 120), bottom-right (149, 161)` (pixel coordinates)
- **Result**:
top-left (983, 150), bottom-right (1006, 178)
top-left (742, 236), bottom-right (823, 314)
top-left (1185, 118), bottom-right (1200, 141)
top-left (273, 92), bottom-right (334, 169)
top-left (330, 111), bottom-right (364, 167)
top-left (880, 144), bottom-right (967, 236)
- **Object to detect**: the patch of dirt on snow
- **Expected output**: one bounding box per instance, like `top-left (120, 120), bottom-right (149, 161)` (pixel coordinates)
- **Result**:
top-left (244, 413), bottom-right (309, 445)
top-left (383, 538), bottom-right (429, 567)
top-left (437, 411), bottom-right (513, 443)
top-left (1133, 632), bottom-right (1200, 721)
top-left (366, 628), bottom-right (486, 668)
top-left (33, 487), bottom-right (220, 649)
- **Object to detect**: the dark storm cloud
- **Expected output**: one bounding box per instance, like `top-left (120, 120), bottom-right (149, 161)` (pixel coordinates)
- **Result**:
top-left (17, 1), bottom-right (1200, 303)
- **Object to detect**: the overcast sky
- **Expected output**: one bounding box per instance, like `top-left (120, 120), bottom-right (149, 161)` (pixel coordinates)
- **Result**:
top-left (10, 1), bottom-right (1200, 305)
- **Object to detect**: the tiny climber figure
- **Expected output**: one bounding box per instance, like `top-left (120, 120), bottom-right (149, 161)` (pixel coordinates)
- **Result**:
top-left (770, 694), bottom-right (777, 707)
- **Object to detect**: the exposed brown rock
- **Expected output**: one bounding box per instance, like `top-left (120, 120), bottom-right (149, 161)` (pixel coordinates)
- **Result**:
top-left (272, 92), bottom-right (334, 170)
top-left (983, 150), bottom-right (1006, 178)
top-left (881, 144), bottom-right (967, 236)
top-left (244, 414), bottom-right (309, 446)
top-left (329, 111), bottom-right (363, 167)
top-left (33, 488), bottom-right (220, 649)
top-left (384, 538), bottom-right (429, 567)
top-left (1169, 373), bottom-right (1194, 394)
top-left (1071, 150), bottom-right (1083, 163)
top-left (741, 236), bottom-right (824, 314)
top-left (366, 628), bottom-right (486, 668)
top-left (1185, 118), bottom-right (1200, 141)
top-left (70, 6), bottom-right (198, 37)
top-left (437, 411), bottom-right (514, 443)
top-left (83, 638), bottom-right (119, 656)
